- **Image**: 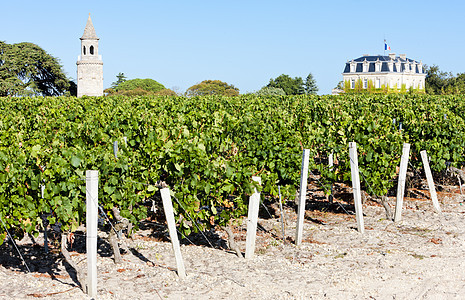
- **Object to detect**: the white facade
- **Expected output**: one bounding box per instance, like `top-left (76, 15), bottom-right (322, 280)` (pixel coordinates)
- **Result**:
top-left (342, 53), bottom-right (426, 91)
top-left (77, 14), bottom-right (103, 97)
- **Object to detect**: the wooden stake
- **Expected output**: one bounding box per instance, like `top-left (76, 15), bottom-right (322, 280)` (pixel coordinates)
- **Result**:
top-left (245, 176), bottom-right (261, 259)
top-left (394, 143), bottom-right (410, 222)
top-left (40, 185), bottom-right (49, 254)
top-left (349, 142), bottom-right (365, 233)
top-left (328, 152), bottom-right (334, 170)
top-left (113, 141), bottom-right (118, 159)
top-left (160, 188), bottom-right (186, 278)
top-left (278, 186), bottom-right (285, 245)
top-left (329, 152), bottom-right (334, 203)
top-left (458, 175), bottom-right (463, 195)
top-left (86, 170), bottom-right (99, 298)
top-left (295, 149), bottom-right (310, 245)
top-left (420, 150), bottom-right (442, 213)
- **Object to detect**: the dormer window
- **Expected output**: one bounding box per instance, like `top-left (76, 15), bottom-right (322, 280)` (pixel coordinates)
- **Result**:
top-left (350, 61), bottom-right (356, 73)
top-left (375, 60), bottom-right (382, 72)
top-left (405, 63), bottom-right (410, 72)
top-left (362, 60), bottom-right (369, 72)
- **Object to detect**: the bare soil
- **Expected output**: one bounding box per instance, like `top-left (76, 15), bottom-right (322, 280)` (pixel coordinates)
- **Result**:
top-left (1, 179), bottom-right (465, 299)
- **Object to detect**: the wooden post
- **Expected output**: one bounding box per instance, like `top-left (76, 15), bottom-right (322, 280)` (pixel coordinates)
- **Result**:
top-left (458, 176), bottom-right (463, 195)
top-left (113, 141), bottom-right (118, 159)
top-left (420, 150), bottom-right (442, 213)
top-left (278, 186), bottom-right (285, 245)
top-left (329, 152), bottom-right (334, 203)
top-left (328, 152), bottom-right (334, 170)
top-left (86, 170), bottom-right (99, 298)
top-left (245, 176), bottom-right (261, 259)
top-left (349, 142), bottom-right (365, 233)
top-left (160, 188), bottom-right (186, 279)
top-left (40, 185), bottom-right (49, 254)
top-left (394, 143), bottom-right (410, 222)
top-left (295, 149), bottom-right (310, 245)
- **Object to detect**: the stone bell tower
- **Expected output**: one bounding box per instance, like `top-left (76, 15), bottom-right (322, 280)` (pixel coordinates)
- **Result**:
top-left (77, 14), bottom-right (103, 97)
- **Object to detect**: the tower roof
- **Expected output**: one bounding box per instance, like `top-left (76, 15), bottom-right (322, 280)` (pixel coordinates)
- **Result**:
top-left (81, 14), bottom-right (99, 40)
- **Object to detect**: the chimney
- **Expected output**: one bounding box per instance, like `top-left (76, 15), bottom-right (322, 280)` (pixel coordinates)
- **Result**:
top-left (400, 54), bottom-right (407, 60)
top-left (389, 53), bottom-right (396, 60)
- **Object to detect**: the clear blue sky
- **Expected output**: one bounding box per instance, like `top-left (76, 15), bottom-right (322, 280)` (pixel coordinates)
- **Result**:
top-left (2, 0), bottom-right (465, 94)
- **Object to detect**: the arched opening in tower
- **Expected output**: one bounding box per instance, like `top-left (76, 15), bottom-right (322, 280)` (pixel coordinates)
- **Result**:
top-left (90, 45), bottom-right (94, 55)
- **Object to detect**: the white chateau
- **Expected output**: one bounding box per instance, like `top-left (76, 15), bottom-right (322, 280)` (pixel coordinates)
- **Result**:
top-left (342, 53), bottom-right (426, 91)
top-left (77, 14), bottom-right (103, 97)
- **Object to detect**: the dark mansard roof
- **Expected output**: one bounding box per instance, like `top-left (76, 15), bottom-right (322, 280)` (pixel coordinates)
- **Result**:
top-left (343, 55), bottom-right (425, 74)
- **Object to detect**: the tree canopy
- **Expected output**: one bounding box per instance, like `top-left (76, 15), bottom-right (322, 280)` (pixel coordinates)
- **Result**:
top-left (116, 78), bottom-right (165, 93)
top-left (186, 80), bottom-right (239, 97)
top-left (111, 72), bottom-right (127, 89)
top-left (255, 86), bottom-right (286, 96)
top-left (423, 65), bottom-right (465, 94)
top-left (0, 41), bottom-right (72, 96)
top-left (304, 73), bottom-right (318, 95)
top-left (105, 76), bottom-right (175, 96)
top-left (266, 73), bottom-right (318, 95)
top-left (425, 65), bottom-right (450, 94)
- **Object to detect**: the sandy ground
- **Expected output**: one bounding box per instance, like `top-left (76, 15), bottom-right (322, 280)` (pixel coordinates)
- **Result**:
top-left (1, 183), bottom-right (465, 300)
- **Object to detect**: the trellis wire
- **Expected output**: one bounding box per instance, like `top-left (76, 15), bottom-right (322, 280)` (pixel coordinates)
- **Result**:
top-left (0, 215), bottom-right (31, 272)
top-left (260, 200), bottom-right (274, 219)
top-left (307, 165), bottom-right (353, 215)
top-left (85, 175), bottom-right (166, 297)
top-left (172, 195), bottom-right (215, 249)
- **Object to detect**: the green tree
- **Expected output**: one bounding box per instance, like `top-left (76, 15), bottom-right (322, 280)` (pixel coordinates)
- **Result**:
top-left (116, 78), bottom-right (165, 93)
top-left (444, 73), bottom-right (465, 94)
top-left (304, 73), bottom-right (318, 95)
top-left (335, 80), bottom-right (344, 90)
top-left (255, 86), bottom-right (286, 96)
top-left (266, 74), bottom-right (305, 95)
top-left (186, 80), bottom-right (239, 97)
top-left (0, 41), bottom-right (72, 96)
top-left (111, 72), bottom-right (127, 89)
top-left (425, 65), bottom-right (450, 95)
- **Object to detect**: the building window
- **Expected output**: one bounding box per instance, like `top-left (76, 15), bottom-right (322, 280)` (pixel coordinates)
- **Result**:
top-left (83, 46), bottom-right (86, 55)
top-left (90, 45), bottom-right (94, 55)
top-left (363, 62), bottom-right (368, 73)
top-left (351, 79), bottom-right (355, 89)
top-left (363, 79), bottom-right (368, 89)
top-left (375, 79), bottom-right (380, 89)
top-left (350, 63), bottom-right (356, 73)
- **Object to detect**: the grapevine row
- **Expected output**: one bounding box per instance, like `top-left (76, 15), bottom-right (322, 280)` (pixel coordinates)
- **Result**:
top-left (0, 94), bottom-right (464, 241)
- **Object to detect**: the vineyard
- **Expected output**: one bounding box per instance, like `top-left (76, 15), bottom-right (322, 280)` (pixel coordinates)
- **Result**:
top-left (1, 94), bottom-right (464, 245)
